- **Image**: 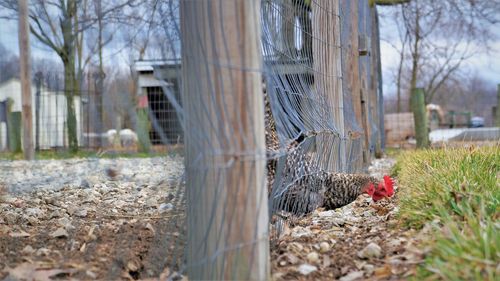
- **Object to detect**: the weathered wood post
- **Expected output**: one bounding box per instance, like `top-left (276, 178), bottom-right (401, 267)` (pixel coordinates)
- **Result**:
top-left (411, 88), bottom-right (429, 148)
top-left (496, 84), bottom-right (500, 127)
top-left (35, 72), bottom-right (43, 151)
top-left (312, 0), bottom-right (346, 171)
top-left (18, 0), bottom-right (34, 160)
top-left (181, 0), bottom-right (269, 280)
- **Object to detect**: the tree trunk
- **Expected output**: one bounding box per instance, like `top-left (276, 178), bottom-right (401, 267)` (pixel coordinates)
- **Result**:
top-left (61, 0), bottom-right (78, 153)
top-left (411, 88), bottom-right (429, 148)
top-left (64, 62), bottom-right (78, 153)
top-left (409, 4), bottom-right (420, 109)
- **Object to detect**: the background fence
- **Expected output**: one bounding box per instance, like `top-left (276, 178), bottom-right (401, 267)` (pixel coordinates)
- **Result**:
top-left (0, 0), bottom-right (386, 280)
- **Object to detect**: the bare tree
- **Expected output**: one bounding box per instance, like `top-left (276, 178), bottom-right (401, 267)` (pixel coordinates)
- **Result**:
top-left (380, 0), bottom-right (500, 106)
top-left (0, 42), bottom-right (20, 83)
top-left (0, 0), bottom-right (139, 152)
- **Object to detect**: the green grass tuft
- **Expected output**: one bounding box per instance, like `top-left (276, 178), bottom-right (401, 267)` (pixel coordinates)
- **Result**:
top-left (396, 146), bottom-right (499, 280)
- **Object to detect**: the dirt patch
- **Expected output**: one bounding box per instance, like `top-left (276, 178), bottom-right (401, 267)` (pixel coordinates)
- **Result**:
top-left (0, 179), bottom-right (186, 280)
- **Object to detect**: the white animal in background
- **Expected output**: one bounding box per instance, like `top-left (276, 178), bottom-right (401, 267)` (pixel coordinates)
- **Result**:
top-left (106, 129), bottom-right (119, 147)
top-left (119, 129), bottom-right (139, 147)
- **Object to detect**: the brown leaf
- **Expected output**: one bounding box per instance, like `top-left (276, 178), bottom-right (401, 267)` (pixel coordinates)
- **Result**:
top-left (5, 263), bottom-right (75, 281)
top-left (374, 264), bottom-right (392, 278)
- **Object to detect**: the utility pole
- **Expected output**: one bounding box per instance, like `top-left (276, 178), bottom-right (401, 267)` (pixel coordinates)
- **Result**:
top-left (18, 0), bottom-right (34, 160)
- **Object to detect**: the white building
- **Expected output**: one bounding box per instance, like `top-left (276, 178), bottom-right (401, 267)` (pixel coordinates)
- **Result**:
top-left (0, 78), bottom-right (82, 150)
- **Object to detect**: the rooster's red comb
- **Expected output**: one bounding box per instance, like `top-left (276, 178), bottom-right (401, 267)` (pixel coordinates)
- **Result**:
top-left (383, 175), bottom-right (394, 197)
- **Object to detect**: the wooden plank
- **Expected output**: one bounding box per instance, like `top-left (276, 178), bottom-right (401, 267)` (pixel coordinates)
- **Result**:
top-left (18, 0), bottom-right (34, 160)
top-left (181, 1), bottom-right (269, 280)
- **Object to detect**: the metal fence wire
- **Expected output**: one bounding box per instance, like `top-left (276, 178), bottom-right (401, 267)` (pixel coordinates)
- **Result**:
top-left (0, 0), bottom-right (385, 280)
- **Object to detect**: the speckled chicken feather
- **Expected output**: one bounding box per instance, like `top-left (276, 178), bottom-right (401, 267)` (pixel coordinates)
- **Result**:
top-left (264, 85), bottom-right (377, 215)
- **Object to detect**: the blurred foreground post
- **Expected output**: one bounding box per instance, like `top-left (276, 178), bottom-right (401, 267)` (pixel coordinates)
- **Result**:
top-left (411, 88), bottom-right (429, 148)
top-left (496, 84), bottom-right (500, 127)
top-left (181, 0), bottom-right (269, 280)
top-left (18, 0), bottom-right (34, 160)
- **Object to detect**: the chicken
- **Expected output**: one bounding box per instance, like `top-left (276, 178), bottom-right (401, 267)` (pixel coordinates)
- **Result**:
top-left (263, 84), bottom-right (395, 216)
top-left (275, 172), bottom-right (394, 215)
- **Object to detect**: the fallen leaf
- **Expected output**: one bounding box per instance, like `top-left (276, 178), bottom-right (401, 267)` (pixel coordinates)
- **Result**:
top-left (374, 264), bottom-right (392, 278)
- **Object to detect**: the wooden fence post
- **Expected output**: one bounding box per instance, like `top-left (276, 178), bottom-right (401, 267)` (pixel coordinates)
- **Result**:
top-left (18, 0), bottom-right (34, 159)
top-left (181, 1), bottom-right (269, 280)
top-left (496, 84), bottom-right (500, 127)
top-left (411, 88), bottom-right (429, 148)
top-left (312, 0), bottom-right (345, 171)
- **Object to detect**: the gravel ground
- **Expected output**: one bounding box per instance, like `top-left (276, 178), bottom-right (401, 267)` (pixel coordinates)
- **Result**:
top-left (0, 156), bottom-right (187, 280)
top-left (0, 156), bottom-right (184, 194)
top-left (1, 156), bottom-right (422, 280)
top-left (270, 157), bottom-right (426, 280)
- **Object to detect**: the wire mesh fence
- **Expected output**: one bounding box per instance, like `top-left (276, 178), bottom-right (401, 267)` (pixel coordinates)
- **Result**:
top-left (0, 0), bottom-right (387, 280)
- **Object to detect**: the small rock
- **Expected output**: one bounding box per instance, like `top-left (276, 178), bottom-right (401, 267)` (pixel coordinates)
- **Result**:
top-left (80, 179), bottom-right (91, 189)
top-left (49, 210), bottom-right (65, 219)
top-left (12, 199), bottom-right (24, 208)
top-left (58, 217), bottom-right (72, 228)
top-left (297, 264), bottom-right (317, 275)
top-left (319, 242), bottom-right (330, 253)
top-left (318, 210), bottom-right (336, 217)
top-left (25, 207), bottom-right (43, 218)
top-left (127, 260), bottom-right (139, 272)
top-left (36, 247), bottom-right (51, 256)
top-left (86, 270), bottom-right (97, 279)
top-left (291, 226), bottom-right (312, 238)
top-left (286, 253), bottom-right (299, 265)
top-left (50, 227), bottom-right (69, 238)
top-left (357, 242), bottom-right (382, 259)
top-left (287, 242), bottom-right (304, 252)
top-left (44, 197), bottom-right (56, 205)
top-left (21, 245), bottom-right (35, 254)
top-left (387, 238), bottom-right (404, 248)
top-left (158, 203), bottom-right (174, 212)
top-left (106, 168), bottom-right (119, 179)
top-left (66, 206), bottom-right (77, 216)
top-left (146, 198), bottom-right (157, 208)
top-left (144, 223), bottom-right (155, 235)
top-left (363, 264), bottom-right (375, 276)
top-left (339, 271), bottom-right (364, 281)
top-left (24, 215), bottom-right (39, 225)
top-left (307, 252), bottom-right (319, 263)
top-left (75, 209), bottom-right (88, 218)
top-left (4, 211), bottom-right (18, 225)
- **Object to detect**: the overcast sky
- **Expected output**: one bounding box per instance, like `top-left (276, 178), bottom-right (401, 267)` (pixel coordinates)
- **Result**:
top-left (1, 12), bottom-right (498, 95)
